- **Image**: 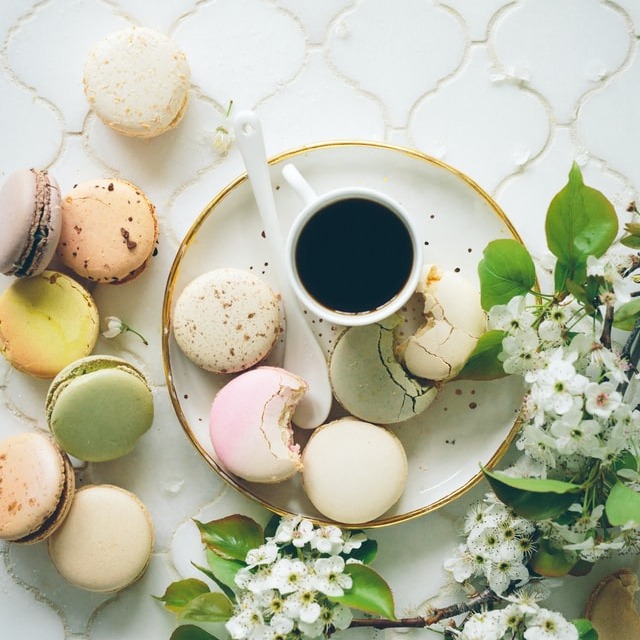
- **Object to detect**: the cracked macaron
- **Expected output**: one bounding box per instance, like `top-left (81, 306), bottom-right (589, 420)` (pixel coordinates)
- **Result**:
top-left (330, 314), bottom-right (437, 424)
top-left (57, 178), bottom-right (158, 284)
top-left (46, 355), bottom-right (154, 462)
top-left (397, 265), bottom-right (486, 381)
top-left (209, 366), bottom-right (306, 483)
top-left (0, 432), bottom-right (75, 544)
top-left (0, 271), bottom-right (99, 378)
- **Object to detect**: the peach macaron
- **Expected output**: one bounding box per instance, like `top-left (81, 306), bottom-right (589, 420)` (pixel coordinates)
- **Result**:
top-left (0, 432), bottom-right (75, 544)
top-left (57, 178), bottom-right (158, 284)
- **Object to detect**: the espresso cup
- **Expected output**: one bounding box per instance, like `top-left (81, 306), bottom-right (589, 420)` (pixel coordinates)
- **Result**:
top-left (282, 163), bottom-right (422, 326)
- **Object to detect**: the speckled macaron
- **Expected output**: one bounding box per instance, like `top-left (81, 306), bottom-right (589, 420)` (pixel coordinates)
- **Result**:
top-left (46, 355), bottom-right (154, 462)
top-left (172, 268), bottom-right (282, 374)
top-left (0, 432), bottom-right (75, 544)
top-left (329, 314), bottom-right (437, 424)
top-left (57, 178), bottom-right (158, 284)
top-left (48, 484), bottom-right (154, 592)
top-left (301, 417), bottom-right (408, 524)
top-left (0, 271), bottom-right (99, 378)
top-left (83, 26), bottom-right (190, 138)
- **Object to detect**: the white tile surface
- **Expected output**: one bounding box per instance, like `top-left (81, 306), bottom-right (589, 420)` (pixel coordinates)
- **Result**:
top-left (1, 1), bottom-right (639, 638)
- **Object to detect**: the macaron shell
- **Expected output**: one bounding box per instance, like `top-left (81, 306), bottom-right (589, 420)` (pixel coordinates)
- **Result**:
top-left (0, 271), bottom-right (99, 378)
top-left (0, 432), bottom-right (75, 543)
top-left (209, 366), bottom-right (306, 483)
top-left (83, 26), bottom-right (190, 138)
top-left (48, 485), bottom-right (154, 592)
top-left (329, 314), bottom-right (437, 424)
top-left (47, 359), bottom-right (154, 462)
top-left (173, 268), bottom-right (282, 374)
top-left (0, 169), bottom-right (62, 277)
top-left (57, 178), bottom-right (158, 284)
top-left (301, 418), bottom-right (408, 524)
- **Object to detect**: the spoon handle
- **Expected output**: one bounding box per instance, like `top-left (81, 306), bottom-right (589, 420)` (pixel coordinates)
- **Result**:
top-left (234, 110), bottom-right (332, 429)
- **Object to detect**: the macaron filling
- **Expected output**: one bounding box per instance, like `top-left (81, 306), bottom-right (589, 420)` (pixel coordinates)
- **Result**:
top-left (14, 170), bottom-right (56, 277)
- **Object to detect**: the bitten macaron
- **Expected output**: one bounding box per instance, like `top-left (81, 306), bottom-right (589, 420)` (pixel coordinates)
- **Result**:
top-left (0, 271), bottom-right (99, 378)
top-left (83, 26), bottom-right (190, 138)
top-left (0, 432), bottom-right (75, 544)
top-left (57, 178), bottom-right (158, 284)
top-left (49, 484), bottom-right (154, 592)
top-left (0, 168), bottom-right (62, 277)
top-left (46, 355), bottom-right (154, 462)
top-left (209, 366), bottom-right (306, 483)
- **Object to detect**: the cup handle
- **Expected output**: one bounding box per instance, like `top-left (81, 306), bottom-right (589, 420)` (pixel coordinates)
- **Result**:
top-left (282, 163), bottom-right (317, 206)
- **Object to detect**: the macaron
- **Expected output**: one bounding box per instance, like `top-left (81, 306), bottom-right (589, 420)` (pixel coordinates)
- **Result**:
top-left (397, 265), bottom-right (486, 381)
top-left (0, 270), bottom-right (99, 378)
top-left (46, 355), bottom-right (154, 462)
top-left (57, 178), bottom-right (158, 284)
top-left (585, 568), bottom-right (640, 640)
top-left (172, 268), bottom-right (282, 374)
top-left (209, 366), bottom-right (306, 483)
top-left (48, 484), bottom-right (154, 592)
top-left (0, 168), bottom-right (62, 277)
top-left (329, 314), bottom-right (437, 424)
top-left (83, 26), bottom-right (190, 138)
top-left (0, 432), bottom-right (75, 544)
top-left (301, 417), bottom-right (408, 524)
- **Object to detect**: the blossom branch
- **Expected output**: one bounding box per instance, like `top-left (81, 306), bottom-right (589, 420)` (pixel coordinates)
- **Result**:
top-left (333, 588), bottom-right (496, 634)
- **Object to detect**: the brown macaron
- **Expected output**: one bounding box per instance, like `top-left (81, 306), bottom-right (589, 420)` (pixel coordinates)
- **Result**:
top-left (585, 568), bottom-right (640, 640)
top-left (0, 431), bottom-right (75, 544)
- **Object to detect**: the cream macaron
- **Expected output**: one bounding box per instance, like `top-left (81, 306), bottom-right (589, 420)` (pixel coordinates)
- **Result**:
top-left (397, 264), bottom-right (486, 381)
top-left (0, 432), bottom-right (75, 544)
top-left (209, 366), bottom-right (306, 483)
top-left (301, 417), bottom-right (408, 524)
top-left (57, 178), bottom-right (158, 284)
top-left (83, 26), bottom-right (190, 138)
top-left (173, 268), bottom-right (282, 374)
top-left (0, 271), bottom-right (99, 378)
top-left (48, 484), bottom-right (154, 592)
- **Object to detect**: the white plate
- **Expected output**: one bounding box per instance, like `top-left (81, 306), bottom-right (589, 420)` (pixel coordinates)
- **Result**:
top-left (162, 141), bottom-right (526, 527)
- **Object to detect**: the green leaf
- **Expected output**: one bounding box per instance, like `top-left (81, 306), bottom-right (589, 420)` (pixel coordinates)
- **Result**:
top-left (154, 579), bottom-right (212, 615)
top-left (348, 538), bottom-right (378, 564)
top-left (477, 239), bottom-right (536, 311)
top-left (572, 618), bottom-right (599, 640)
top-left (203, 548), bottom-right (244, 599)
top-left (613, 298), bottom-right (640, 331)
top-left (170, 625), bottom-right (222, 640)
top-left (621, 234), bottom-right (640, 249)
top-left (483, 468), bottom-right (582, 520)
top-left (546, 163), bottom-right (618, 285)
top-left (456, 330), bottom-right (508, 380)
top-left (605, 481), bottom-right (640, 526)
top-left (195, 515), bottom-right (264, 561)
top-left (331, 563), bottom-right (395, 619)
top-left (180, 592), bottom-right (235, 623)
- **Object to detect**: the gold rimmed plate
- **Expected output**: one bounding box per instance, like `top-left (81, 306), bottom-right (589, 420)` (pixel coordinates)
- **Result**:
top-left (162, 141), bottom-right (526, 528)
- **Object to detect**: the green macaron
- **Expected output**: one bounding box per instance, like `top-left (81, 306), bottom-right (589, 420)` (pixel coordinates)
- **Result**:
top-left (329, 314), bottom-right (437, 424)
top-left (46, 355), bottom-right (154, 462)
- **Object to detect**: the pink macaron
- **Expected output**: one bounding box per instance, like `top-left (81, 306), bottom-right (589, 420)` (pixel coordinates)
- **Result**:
top-left (0, 168), bottom-right (62, 277)
top-left (209, 366), bottom-right (307, 483)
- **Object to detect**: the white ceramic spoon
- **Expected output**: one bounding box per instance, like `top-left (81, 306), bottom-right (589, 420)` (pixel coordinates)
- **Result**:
top-left (233, 110), bottom-right (332, 429)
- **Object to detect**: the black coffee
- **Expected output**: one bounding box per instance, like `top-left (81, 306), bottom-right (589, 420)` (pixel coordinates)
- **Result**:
top-left (294, 197), bottom-right (414, 314)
